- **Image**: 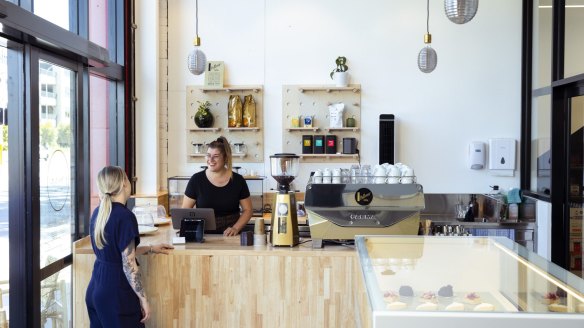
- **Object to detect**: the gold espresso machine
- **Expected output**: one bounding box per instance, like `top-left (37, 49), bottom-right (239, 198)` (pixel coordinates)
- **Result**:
top-left (269, 153), bottom-right (300, 247)
top-left (304, 176), bottom-right (425, 248)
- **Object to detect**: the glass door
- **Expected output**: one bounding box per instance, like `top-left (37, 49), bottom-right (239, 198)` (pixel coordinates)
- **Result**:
top-left (37, 57), bottom-right (77, 327)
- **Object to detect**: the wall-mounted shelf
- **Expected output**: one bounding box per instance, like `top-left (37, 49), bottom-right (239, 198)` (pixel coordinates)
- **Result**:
top-left (201, 86), bottom-right (262, 93)
top-left (299, 154), bottom-right (359, 159)
top-left (226, 127), bottom-right (261, 132)
top-left (298, 86), bottom-right (361, 93)
top-left (282, 84), bottom-right (361, 163)
top-left (286, 127), bottom-right (320, 132)
top-left (186, 85), bottom-right (264, 163)
top-left (188, 127), bottom-right (222, 132)
top-left (325, 127), bottom-right (360, 132)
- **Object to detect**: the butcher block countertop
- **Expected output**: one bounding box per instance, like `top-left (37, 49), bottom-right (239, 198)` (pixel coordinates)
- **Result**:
top-left (73, 223), bottom-right (365, 327)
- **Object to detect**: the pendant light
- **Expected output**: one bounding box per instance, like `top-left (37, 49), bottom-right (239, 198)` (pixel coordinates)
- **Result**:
top-left (187, 0), bottom-right (207, 75)
top-left (418, 0), bottom-right (437, 73)
top-left (444, 0), bottom-right (479, 24)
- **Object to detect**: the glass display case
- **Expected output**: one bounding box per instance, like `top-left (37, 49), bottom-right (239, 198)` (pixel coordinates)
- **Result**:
top-left (356, 236), bottom-right (584, 327)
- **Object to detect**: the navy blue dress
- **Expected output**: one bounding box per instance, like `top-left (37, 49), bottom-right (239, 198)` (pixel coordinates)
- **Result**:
top-left (85, 202), bottom-right (144, 328)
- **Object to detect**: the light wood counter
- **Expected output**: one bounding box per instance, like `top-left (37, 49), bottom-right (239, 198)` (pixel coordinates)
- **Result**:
top-left (73, 224), bottom-right (364, 327)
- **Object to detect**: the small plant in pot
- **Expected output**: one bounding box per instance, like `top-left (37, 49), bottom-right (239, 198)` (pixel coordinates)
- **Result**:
top-left (194, 100), bottom-right (214, 128)
top-left (330, 56), bottom-right (349, 87)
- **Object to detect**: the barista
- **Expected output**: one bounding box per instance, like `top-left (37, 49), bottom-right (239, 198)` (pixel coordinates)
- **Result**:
top-left (182, 136), bottom-right (253, 236)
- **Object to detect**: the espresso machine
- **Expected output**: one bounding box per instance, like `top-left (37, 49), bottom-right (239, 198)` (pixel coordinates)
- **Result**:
top-left (269, 153), bottom-right (300, 247)
top-left (304, 174), bottom-right (425, 248)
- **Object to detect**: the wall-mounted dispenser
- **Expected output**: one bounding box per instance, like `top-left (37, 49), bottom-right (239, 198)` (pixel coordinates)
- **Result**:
top-left (469, 141), bottom-right (486, 170)
top-left (488, 138), bottom-right (516, 176)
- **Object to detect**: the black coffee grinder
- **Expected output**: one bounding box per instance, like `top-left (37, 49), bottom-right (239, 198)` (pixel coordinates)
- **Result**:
top-left (269, 153), bottom-right (300, 247)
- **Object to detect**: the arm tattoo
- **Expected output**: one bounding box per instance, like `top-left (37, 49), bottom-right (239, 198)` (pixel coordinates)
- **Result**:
top-left (122, 239), bottom-right (146, 300)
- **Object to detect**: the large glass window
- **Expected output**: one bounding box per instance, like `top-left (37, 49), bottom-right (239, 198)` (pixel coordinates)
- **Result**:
top-left (564, 0), bottom-right (584, 78)
top-left (533, 0), bottom-right (553, 89)
top-left (89, 74), bottom-right (112, 210)
top-left (531, 94), bottom-right (552, 194)
top-left (33, 0), bottom-right (71, 31)
top-left (568, 95), bottom-right (584, 278)
top-left (38, 60), bottom-right (76, 268)
top-left (40, 267), bottom-right (71, 328)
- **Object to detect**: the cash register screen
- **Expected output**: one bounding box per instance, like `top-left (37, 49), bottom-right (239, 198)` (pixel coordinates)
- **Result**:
top-left (170, 208), bottom-right (217, 231)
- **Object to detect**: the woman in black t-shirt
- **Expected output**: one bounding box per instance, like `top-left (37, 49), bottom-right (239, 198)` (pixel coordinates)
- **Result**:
top-left (182, 136), bottom-right (252, 236)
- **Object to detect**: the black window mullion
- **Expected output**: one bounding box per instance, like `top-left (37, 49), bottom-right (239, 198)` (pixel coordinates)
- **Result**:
top-left (552, 0), bottom-right (565, 82)
top-left (520, 0), bottom-right (533, 190)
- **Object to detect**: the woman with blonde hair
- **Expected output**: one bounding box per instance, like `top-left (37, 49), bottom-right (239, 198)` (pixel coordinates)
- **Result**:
top-left (85, 166), bottom-right (173, 327)
top-left (182, 136), bottom-right (253, 236)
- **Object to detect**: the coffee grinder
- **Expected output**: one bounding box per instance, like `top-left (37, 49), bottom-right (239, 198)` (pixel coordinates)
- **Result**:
top-left (269, 153), bottom-right (300, 247)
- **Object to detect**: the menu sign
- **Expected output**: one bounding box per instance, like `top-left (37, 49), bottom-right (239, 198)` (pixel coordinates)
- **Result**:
top-left (204, 61), bottom-right (224, 88)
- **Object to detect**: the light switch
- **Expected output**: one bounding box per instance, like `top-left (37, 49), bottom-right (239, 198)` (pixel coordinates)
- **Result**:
top-left (488, 138), bottom-right (516, 170)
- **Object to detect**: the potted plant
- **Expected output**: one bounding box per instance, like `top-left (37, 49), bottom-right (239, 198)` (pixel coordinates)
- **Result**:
top-left (330, 56), bottom-right (349, 87)
top-left (194, 100), bottom-right (214, 128)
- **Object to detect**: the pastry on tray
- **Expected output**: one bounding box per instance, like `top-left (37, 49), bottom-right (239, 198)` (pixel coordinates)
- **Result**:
top-left (386, 301), bottom-right (407, 310)
top-left (416, 302), bottom-right (438, 311)
top-left (464, 292), bottom-right (481, 304)
top-left (420, 291), bottom-right (437, 303)
top-left (445, 302), bottom-right (465, 311)
top-left (438, 285), bottom-right (454, 298)
top-left (548, 303), bottom-right (568, 313)
top-left (542, 292), bottom-right (560, 305)
top-left (383, 290), bottom-right (400, 303)
top-left (399, 285), bottom-right (414, 297)
top-left (473, 303), bottom-right (495, 312)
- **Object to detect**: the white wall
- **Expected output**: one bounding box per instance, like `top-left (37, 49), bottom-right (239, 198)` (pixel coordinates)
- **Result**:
top-left (135, 0), bottom-right (160, 194)
top-left (138, 0), bottom-right (523, 194)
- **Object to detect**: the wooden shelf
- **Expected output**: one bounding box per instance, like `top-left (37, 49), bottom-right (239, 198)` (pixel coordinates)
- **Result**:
top-left (297, 85), bottom-right (361, 93)
top-left (325, 127), bottom-right (360, 132)
top-left (188, 127), bottom-right (221, 132)
top-left (226, 127), bottom-right (260, 132)
top-left (200, 86), bottom-right (262, 93)
top-left (286, 127), bottom-right (320, 132)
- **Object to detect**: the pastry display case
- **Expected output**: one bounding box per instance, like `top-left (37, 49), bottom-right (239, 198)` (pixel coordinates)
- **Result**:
top-left (355, 236), bottom-right (584, 327)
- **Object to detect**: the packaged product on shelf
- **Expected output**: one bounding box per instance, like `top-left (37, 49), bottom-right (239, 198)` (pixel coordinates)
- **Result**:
top-left (328, 103), bottom-right (344, 128)
top-left (242, 94), bottom-right (256, 127)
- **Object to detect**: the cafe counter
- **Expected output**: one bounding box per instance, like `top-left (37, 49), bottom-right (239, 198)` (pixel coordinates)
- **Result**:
top-left (73, 224), bottom-right (363, 327)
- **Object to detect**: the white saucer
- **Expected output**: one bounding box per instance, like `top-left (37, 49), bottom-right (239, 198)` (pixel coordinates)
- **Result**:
top-left (153, 217), bottom-right (171, 226)
top-left (139, 226), bottom-right (159, 235)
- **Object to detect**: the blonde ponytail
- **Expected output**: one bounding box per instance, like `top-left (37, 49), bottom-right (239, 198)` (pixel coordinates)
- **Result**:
top-left (94, 166), bottom-right (126, 249)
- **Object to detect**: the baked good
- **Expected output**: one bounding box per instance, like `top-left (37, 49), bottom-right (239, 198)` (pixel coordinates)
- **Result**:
top-left (445, 302), bottom-right (465, 311)
top-left (464, 292), bottom-right (481, 304)
top-left (386, 301), bottom-right (407, 310)
top-left (577, 303), bottom-right (584, 313)
top-left (548, 303), bottom-right (568, 313)
top-left (416, 302), bottom-right (438, 311)
top-left (383, 291), bottom-right (399, 303)
top-left (438, 285), bottom-right (453, 297)
top-left (399, 285), bottom-right (414, 297)
top-left (474, 303), bottom-right (495, 311)
top-left (542, 292), bottom-right (560, 305)
top-left (420, 291), bottom-right (437, 303)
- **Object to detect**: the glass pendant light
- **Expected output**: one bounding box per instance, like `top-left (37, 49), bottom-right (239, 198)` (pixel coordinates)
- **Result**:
top-left (187, 0), bottom-right (207, 75)
top-left (444, 0), bottom-right (479, 24)
top-left (418, 0), bottom-right (437, 73)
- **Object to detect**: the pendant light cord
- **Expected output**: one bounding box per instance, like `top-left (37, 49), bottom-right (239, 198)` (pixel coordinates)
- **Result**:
top-left (426, 0), bottom-right (430, 34)
top-left (196, 0), bottom-right (199, 38)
